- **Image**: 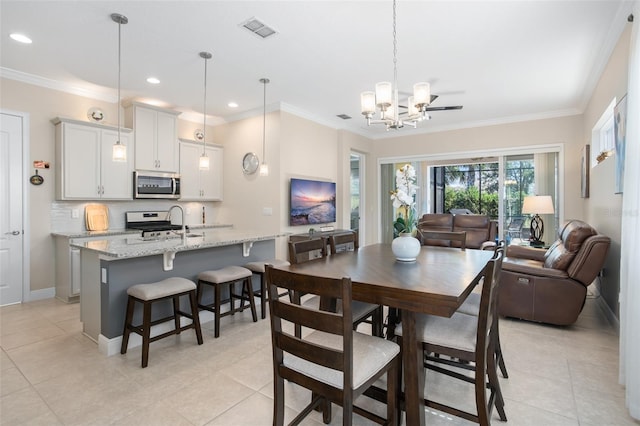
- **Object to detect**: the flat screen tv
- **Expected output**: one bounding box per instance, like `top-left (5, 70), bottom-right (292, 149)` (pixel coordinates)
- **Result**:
top-left (289, 178), bottom-right (336, 226)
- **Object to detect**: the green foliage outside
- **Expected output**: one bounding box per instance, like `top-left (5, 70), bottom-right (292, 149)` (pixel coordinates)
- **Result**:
top-left (444, 186), bottom-right (499, 219)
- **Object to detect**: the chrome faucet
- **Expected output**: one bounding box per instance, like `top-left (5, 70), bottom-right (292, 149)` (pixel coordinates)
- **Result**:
top-left (167, 205), bottom-right (186, 243)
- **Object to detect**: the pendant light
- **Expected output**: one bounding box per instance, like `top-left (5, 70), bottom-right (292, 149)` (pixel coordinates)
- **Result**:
top-left (259, 78), bottom-right (270, 177)
top-left (111, 13), bottom-right (128, 162)
top-left (199, 51), bottom-right (212, 170)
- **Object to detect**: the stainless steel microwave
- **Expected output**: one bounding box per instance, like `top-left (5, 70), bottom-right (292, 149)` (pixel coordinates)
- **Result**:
top-left (133, 171), bottom-right (181, 199)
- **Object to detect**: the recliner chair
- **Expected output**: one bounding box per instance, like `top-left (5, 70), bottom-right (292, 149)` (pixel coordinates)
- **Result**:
top-left (499, 219), bottom-right (610, 325)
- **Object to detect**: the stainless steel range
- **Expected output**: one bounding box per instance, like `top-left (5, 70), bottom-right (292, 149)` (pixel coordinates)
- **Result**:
top-left (125, 211), bottom-right (183, 240)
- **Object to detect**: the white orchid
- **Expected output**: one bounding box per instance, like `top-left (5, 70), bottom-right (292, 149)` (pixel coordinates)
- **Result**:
top-left (390, 164), bottom-right (418, 235)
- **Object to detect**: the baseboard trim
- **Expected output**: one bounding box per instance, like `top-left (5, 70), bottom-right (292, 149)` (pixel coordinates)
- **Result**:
top-left (596, 293), bottom-right (620, 333)
top-left (29, 287), bottom-right (55, 302)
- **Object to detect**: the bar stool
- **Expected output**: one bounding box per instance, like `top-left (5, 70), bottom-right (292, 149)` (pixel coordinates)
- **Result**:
top-left (197, 265), bottom-right (258, 338)
top-left (121, 277), bottom-right (203, 368)
top-left (244, 259), bottom-right (291, 319)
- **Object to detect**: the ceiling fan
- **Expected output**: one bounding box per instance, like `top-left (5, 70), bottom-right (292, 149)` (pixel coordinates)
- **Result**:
top-left (398, 94), bottom-right (463, 114)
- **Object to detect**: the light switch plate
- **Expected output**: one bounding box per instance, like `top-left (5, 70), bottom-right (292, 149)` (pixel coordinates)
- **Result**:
top-left (262, 207), bottom-right (272, 216)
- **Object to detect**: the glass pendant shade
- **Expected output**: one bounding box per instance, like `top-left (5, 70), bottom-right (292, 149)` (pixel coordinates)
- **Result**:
top-left (199, 153), bottom-right (209, 170)
top-left (375, 82), bottom-right (393, 108)
top-left (112, 142), bottom-right (126, 162)
top-left (259, 163), bottom-right (269, 177)
top-left (360, 91), bottom-right (376, 115)
top-left (413, 82), bottom-right (430, 106)
top-left (407, 96), bottom-right (419, 117)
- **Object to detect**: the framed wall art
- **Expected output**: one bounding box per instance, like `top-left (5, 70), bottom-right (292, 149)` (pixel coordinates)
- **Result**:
top-left (581, 144), bottom-right (590, 198)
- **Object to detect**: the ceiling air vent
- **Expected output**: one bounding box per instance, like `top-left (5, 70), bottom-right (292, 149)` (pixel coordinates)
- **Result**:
top-left (337, 114), bottom-right (352, 120)
top-left (240, 17), bottom-right (277, 39)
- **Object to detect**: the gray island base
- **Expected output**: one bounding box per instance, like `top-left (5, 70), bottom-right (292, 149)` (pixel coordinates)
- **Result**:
top-left (71, 229), bottom-right (289, 356)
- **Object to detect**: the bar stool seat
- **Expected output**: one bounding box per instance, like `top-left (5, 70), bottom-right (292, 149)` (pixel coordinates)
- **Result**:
top-left (244, 259), bottom-right (291, 319)
top-left (121, 277), bottom-right (203, 368)
top-left (197, 266), bottom-right (257, 338)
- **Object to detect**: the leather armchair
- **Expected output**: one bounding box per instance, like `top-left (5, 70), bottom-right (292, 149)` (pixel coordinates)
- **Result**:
top-left (499, 219), bottom-right (610, 325)
top-left (417, 213), bottom-right (497, 250)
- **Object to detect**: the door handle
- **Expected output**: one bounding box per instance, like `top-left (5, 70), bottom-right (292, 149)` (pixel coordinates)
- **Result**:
top-left (5, 231), bottom-right (21, 235)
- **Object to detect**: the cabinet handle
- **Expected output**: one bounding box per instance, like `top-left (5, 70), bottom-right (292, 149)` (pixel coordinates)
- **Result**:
top-left (4, 231), bottom-right (20, 236)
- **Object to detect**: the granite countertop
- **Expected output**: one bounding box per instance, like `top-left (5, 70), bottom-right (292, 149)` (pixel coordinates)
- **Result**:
top-left (70, 228), bottom-right (290, 259)
top-left (52, 224), bottom-right (233, 239)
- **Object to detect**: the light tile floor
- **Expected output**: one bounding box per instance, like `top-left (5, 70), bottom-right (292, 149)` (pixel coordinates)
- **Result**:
top-left (1, 291), bottom-right (638, 425)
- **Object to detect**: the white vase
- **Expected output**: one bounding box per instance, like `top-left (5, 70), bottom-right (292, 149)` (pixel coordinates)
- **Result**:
top-left (391, 233), bottom-right (421, 262)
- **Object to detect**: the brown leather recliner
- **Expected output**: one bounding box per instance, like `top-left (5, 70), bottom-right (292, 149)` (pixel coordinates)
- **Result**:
top-left (499, 219), bottom-right (610, 325)
top-left (417, 213), bottom-right (498, 250)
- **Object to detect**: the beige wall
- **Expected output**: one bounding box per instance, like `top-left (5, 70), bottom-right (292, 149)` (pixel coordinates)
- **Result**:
top-left (581, 24), bottom-right (631, 318)
top-left (367, 115), bottom-right (584, 241)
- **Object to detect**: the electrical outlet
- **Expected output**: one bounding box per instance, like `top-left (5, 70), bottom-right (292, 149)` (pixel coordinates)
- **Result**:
top-left (262, 207), bottom-right (273, 216)
top-left (71, 209), bottom-right (79, 219)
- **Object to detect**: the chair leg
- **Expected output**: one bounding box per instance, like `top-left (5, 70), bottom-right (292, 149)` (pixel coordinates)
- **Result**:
top-left (386, 357), bottom-right (400, 426)
top-left (487, 340), bottom-right (507, 421)
top-left (273, 375), bottom-right (285, 426)
top-left (474, 359), bottom-right (490, 426)
top-left (173, 295), bottom-right (181, 334)
top-left (141, 300), bottom-right (152, 368)
top-left (373, 306), bottom-right (384, 337)
top-left (213, 282), bottom-right (222, 338)
top-left (120, 296), bottom-right (135, 354)
top-left (494, 321), bottom-right (508, 378)
top-left (259, 272), bottom-right (267, 320)
top-left (189, 289), bottom-right (204, 345)
top-left (244, 278), bottom-right (258, 322)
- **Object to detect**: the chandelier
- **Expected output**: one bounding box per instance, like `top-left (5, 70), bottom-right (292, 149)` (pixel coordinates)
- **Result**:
top-left (360, 0), bottom-right (431, 130)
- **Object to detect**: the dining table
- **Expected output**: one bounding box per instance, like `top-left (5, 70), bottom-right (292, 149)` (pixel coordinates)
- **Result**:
top-left (276, 242), bottom-right (493, 425)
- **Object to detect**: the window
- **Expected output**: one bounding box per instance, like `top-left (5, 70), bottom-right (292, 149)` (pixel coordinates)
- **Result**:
top-left (591, 98), bottom-right (617, 166)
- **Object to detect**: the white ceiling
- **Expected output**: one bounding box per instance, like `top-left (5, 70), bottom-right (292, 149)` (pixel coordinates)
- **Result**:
top-left (0, 1), bottom-right (634, 139)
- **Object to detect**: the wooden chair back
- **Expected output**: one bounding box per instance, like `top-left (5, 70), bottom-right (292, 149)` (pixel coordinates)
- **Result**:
top-left (266, 266), bottom-right (355, 413)
top-left (476, 245), bottom-right (504, 367)
top-left (329, 231), bottom-right (359, 255)
top-left (288, 238), bottom-right (327, 264)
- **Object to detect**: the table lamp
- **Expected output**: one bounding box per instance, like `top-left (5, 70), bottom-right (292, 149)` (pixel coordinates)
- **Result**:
top-left (522, 195), bottom-right (554, 247)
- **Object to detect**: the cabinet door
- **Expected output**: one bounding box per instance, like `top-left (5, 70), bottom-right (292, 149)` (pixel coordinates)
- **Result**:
top-left (201, 145), bottom-right (223, 201)
top-left (178, 142), bottom-right (202, 200)
top-left (133, 106), bottom-right (157, 171)
top-left (156, 111), bottom-right (178, 172)
top-left (62, 123), bottom-right (101, 199)
top-left (100, 130), bottom-right (133, 199)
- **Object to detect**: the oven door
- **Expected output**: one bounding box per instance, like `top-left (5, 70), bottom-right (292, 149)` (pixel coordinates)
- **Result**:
top-left (134, 171), bottom-right (180, 199)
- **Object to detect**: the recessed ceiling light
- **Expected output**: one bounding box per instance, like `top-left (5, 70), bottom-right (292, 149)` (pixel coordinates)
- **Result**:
top-left (146, 77), bottom-right (160, 84)
top-left (10, 33), bottom-right (32, 44)
top-left (227, 102), bottom-right (239, 108)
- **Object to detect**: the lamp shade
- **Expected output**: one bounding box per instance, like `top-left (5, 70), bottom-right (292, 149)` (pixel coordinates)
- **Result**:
top-left (522, 195), bottom-right (554, 215)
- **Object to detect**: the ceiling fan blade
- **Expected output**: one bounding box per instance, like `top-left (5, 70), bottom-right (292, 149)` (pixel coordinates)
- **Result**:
top-left (424, 105), bottom-right (463, 111)
top-left (430, 94), bottom-right (439, 104)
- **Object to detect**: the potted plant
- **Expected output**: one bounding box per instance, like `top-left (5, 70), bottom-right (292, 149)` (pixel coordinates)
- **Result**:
top-left (390, 164), bottom-right (420, 261)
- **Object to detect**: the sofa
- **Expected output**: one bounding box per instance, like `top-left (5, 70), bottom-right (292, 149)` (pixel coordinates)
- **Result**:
top-left (499, 219), bottom-right (610, 325)
top-left (416, 213), bottom-right (498, 250)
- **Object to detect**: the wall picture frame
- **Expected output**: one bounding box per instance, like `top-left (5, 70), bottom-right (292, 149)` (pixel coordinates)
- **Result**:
top-left (614, 94), bottom-right (627, 194)
top-left (581, 144), bottom-right (590, 198)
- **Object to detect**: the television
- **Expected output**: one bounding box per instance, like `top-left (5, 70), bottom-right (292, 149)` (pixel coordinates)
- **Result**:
top-left (289, 178), bottom-right (336, 226)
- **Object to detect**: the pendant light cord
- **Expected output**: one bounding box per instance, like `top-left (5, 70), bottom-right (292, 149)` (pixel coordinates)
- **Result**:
top-left (262, 79), bottom-right (266, 162)
top-left (117, 18), bottom-right (122, 144)
top-left (203, 54), bottom-right (207, 154)
top-left (392, 0), bottom-right (398, 121)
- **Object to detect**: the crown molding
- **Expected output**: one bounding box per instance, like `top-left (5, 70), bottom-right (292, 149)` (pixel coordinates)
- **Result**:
top-left (0, 67), bottom-right (117, 103)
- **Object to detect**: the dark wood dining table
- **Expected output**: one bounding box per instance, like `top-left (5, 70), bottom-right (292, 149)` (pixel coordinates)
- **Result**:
top-left (276, 243), bottom-right (492, 425)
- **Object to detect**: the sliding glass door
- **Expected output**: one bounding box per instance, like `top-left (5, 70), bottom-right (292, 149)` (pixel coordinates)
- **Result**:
top-left (380, 147), bottom-right (561, 245)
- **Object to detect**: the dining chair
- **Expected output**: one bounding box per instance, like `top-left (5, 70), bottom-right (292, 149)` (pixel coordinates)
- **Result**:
top-left (288, 238), bottom-right (328, 265)
top-left (328, 232), bottom-right (384, 338)
top-left (265, 265), bottom-right (401, 426)
top-left (394, 246), bottom-right (507, 425)
top-left (457, 240), bottom-right (509, 378)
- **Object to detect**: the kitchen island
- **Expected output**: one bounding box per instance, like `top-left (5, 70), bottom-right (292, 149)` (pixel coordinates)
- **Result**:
top-left (71, 228), bottom-right (289, 355)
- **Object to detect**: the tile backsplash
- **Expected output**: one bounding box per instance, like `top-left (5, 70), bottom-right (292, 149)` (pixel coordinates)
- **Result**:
top-left (51, 200), bottom-right (220, 233)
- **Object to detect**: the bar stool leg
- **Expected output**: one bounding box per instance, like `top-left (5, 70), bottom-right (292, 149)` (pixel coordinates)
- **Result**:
top-left (121, 296), bottom-right (135, 354)
top-left (244, 277), bottom-right (258, 322)
top-left (258, 273), bottom-right (267, 319)
top-left (214, 281), bottom-right (221, 338)
top-left (189, 289), bottom-right (204, 345)
top-left (141, 300), bottom-right (152, 368)
top-left (173, 295), bottom-right (181, 335)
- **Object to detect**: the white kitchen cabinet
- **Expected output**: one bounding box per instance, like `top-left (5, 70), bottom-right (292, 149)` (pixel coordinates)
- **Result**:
top-left (124, 102), bottom-right (180, 172)
top-left (53, 118), bottom-right (133, 200)
top-left (179, 140), bottom-right (223, 201)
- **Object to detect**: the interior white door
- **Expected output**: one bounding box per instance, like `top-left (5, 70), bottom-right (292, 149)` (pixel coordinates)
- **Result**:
top-left (0, 113), bottom-right (24, 305)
